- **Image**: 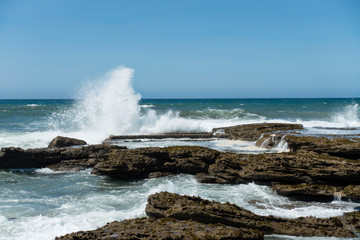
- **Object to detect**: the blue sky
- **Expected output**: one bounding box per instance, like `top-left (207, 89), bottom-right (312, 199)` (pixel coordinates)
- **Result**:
top-left (0, 0), bottom-right (359, 98)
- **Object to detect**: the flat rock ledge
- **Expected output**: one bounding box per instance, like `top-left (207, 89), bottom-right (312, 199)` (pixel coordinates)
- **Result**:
top-left (56, 192), bottom-right (360, 239)
top-left (0, 144), bottom-right (126, 170)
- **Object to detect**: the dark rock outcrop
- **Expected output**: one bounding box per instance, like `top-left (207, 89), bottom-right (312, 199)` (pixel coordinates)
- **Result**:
top-left (272, 183), bottom-right (360, 202)
top-left (212, 123), bottom-right (303, 141)
top-left (91, 146), bottom-right (219, 179)
top-left (0, 144), bottom-right (126, 171)
top-left (146, 192), bottom-right (360, 238)
top-left (48, 136), bottom-right (87, 148)
top-left (55, 217), bottom-right (262, 240)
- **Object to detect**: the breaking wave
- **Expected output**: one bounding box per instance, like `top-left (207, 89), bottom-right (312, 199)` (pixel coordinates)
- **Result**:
top-left (44, 66), bottom-right (265, 144)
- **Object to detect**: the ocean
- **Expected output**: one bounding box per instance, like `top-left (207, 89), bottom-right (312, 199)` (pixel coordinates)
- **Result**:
top-left (0, 67), bottom-right (359, 239)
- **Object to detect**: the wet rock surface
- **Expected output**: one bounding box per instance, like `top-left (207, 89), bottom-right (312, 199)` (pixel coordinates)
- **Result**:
top-left (55, 217), bottom-right (262, 240)
top-left (146, 192), bottom-right (360, 238)
top-left (48, 136), bottom-right (87, 148)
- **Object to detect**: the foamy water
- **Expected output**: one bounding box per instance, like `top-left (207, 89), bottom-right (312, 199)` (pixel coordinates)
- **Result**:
top-left (0, 172), bottom-right (357, 240)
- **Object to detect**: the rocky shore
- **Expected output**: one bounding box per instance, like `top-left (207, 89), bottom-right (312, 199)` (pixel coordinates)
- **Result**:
top-left (0, 123), bottom-right (359, 239)
top-left (57, 192), bottom-right (360, 239)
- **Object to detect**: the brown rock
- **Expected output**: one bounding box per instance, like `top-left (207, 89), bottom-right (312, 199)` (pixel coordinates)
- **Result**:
top-left (48, 136), bottom-right (87, 148)
top-left (55, 217), bottom-right (263, 240)
top-left (285, 135), bottom-right (360, 159)
top-left (91, 146), bottom-right (219, 179)
top-left (271, 183), bottom-right (346, 202)
top-left (146, 192), bottom-right (359, 238)
top-left (202, 150), bottom-right (360, 187)
top-left (91, 145), bottom-right (360, 202)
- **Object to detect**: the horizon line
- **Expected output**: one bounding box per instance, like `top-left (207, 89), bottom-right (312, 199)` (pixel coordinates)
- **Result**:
top-left (0, 97), bottom-right (359, 100)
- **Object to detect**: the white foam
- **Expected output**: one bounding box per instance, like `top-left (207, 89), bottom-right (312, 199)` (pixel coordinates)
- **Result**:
top-left (26, 104), bottom-right (41, 107)
top-left (332, 102), bottom-right (360, 128)
top-left (272, 135), bottom-right (289, 153)
top-left (139, 104), bottom-right (155, 108)
top-left (34, 168), bottom-right (67, 174)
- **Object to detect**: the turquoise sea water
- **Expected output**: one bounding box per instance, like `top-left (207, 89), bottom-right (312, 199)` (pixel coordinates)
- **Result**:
top-left (0, 97), bottom-right (359, 240)
top-left (0, 98), bottom-right (359, 149)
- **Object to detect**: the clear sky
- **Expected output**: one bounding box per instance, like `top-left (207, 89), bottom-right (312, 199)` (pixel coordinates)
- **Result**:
top-left (0, 0), bottom-right (359, 99)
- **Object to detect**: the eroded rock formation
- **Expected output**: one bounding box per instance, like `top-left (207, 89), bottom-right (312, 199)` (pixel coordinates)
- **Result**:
top-left (0, 144), bottom-right (126, 171)
top-left (55, 217), bottom-right (262, 240)
top-left (146, 192), bottom-right (360, 238)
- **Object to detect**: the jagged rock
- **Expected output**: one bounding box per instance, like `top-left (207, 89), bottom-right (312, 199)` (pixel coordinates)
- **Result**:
top-left (285, 135), bottom-right (360, 159)
top-left (0, 145), bottom-right (126, 170)
top-left (55, 217), bottom-right (263, 240)
top-left (146, 192), bottom-right (360, 238)
top-left (212, 123), bottom-right (303, 141)
top-left (48, 136), bottom-right (87, 148)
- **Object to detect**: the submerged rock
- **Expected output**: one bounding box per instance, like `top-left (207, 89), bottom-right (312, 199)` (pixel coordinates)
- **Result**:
top-left (48, 136), bottom-right (87, 148)
top-left (146, 192), bottom-right (360, 238)
top-left (55, 217), bottom-right (263, 240)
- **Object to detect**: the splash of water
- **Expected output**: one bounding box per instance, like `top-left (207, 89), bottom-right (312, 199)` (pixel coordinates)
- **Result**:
top-left (273, 135), bottom-right (289, 152)
top-left (49, 66), bottom-right (141, 143)
top-left (332, 102), bottom-right (360, 128)
top-left (76, 66), bottom-right (140, 134)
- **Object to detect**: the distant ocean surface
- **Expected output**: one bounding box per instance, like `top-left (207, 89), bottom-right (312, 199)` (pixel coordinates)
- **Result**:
top-left (0, 98), bottom-right (359, 149)
top-left (0, 67), bottom-right (359, 239)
